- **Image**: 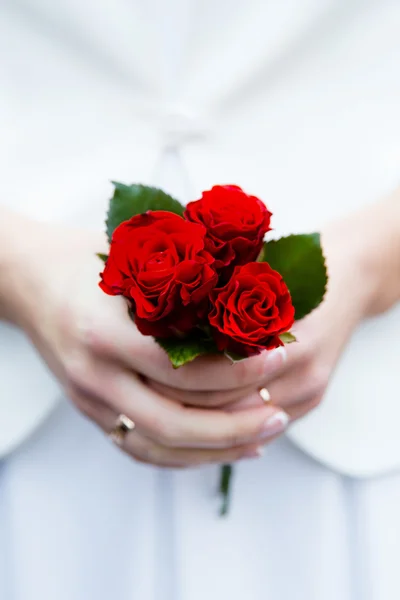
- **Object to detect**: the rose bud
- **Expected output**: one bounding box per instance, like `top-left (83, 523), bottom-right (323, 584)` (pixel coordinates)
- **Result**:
top-left (184, 185), bottom-right (272, 278)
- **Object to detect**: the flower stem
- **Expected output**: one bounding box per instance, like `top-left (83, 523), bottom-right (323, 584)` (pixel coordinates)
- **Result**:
top-left (219, 464), bottom-right (233, 516)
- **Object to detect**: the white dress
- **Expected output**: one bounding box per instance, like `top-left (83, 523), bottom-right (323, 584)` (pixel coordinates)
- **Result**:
top-left (1, 1), bottom-right (400, 598)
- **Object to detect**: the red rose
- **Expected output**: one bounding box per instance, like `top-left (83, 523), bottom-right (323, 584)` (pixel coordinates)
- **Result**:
top-left (184, 185), bottom-right (272, 276)
top-left (99, 211), bottom-right (218, 337)
top-left (209, 262), bottom-right (295, 356)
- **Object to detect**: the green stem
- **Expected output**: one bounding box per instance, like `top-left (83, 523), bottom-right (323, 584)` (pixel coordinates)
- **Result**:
top-left (219, 464), bottom-right (233, 516)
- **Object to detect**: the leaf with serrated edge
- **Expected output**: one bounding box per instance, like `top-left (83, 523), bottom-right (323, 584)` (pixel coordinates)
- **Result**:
top-left (106, 182), bottom-right (185, 242)
top-left (260, 233), bottom-right (327, 321)
top-left (156, 336), bottom-right (219, 369)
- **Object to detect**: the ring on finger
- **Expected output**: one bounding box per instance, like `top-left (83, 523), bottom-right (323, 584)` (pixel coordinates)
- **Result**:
top-left (109, 414), bottom-right (136, 447)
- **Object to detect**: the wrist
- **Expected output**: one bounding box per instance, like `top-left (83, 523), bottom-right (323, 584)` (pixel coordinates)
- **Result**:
top-left (0, 209), bottom-right (106, 332)
top-left (322, 192), bottom-right (400, 326)
top-left (356, 192), bottom-right (400, 318)
top-left (0, 209), bottom-right (33, 326)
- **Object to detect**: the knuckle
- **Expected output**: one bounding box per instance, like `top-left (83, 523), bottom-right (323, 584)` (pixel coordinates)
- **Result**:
top-left (308, 394), bottom-right (323, 412)
top-left (64, 352), bottom-right (90, 389)
top-left (63, 353), bottom-right (110, 401)
top-left (79, 317), bottom-right (109, 354)
top-left (59, 301), bottom-right (118, 359)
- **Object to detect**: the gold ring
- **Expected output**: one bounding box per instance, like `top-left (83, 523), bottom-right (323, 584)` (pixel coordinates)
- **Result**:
top-left (259, 387), bottom-right (271, 402)
top-left (109, 414), bottom-right (135, 447)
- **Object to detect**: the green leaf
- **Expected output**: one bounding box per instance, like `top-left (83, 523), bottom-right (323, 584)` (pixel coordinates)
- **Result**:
top-left (156, 335), bottom-right (219, 369)
top-left (260, 233), bottom-right (327, 321)
top-left (279, 331), bottom-right (297, 344)
top-left (96, 253), bottom-right (108, 263)
top-left (106, 182), bottom-right (185, 242)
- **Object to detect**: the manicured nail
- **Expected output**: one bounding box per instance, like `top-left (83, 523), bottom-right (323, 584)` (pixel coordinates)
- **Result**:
top-left (242, 446), bottom-right (264, 459)
top-left (264, 347), bottom-right (286, 373)
top-left (258, 411), bottom-right (289, 440)
top-left (277, 346), bottom-right (287, 362)
top-left (259, 387), bottom-right (271, 402)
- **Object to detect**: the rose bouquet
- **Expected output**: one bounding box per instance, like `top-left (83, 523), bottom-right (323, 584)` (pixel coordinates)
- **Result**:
top-left (98, 183), bottom-right (327, 513)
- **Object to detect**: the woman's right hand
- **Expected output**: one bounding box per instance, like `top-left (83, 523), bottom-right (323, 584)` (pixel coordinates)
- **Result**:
top-left (1, 211), bottom-right (288, 468)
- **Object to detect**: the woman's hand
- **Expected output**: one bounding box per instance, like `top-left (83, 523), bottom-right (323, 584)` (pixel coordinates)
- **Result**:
top-left (2, 191), bottom-right (398, 465)
top-left (0, 210), bottom-right (288, 468)
top-left (148, 193), bottom-right (400, 424)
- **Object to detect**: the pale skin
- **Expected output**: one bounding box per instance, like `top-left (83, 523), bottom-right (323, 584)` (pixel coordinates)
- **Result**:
top-left (0, 192), bottom-right (399, 468)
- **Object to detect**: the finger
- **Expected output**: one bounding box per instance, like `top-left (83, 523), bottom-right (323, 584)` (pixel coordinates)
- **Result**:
top-left (69, 389), bottom-right (264, 468)
top-left (223, 361), bottom-right (328, 421)
top-left (223, 391), bottom-right (267, 412)
top-left (147, 379), bottom-right (261, 408)
top-left (168, 354), bottom-right (321, 414)
top-left (225, 390), bottom-right (321, 422)
top-left (127, 434), bottom-right (263, 468)
top-left (283, 395), bottom-right (323, 421)
top-left (83, 314), bottom-right (287, 390)
top-left (263, 361), bottom-right (329, 411)
top-left (67, 357), bottom-right (289, 449)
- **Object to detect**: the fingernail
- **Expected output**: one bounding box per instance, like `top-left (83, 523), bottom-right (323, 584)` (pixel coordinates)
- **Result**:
top-left (265, 347), bottom-right (286, 373)
top-left (258, 411), bottom-right (289, 440)
top-left (242, 446), bottom-right (264, 459)
top-left (259, 387), bottom-right (271, 402)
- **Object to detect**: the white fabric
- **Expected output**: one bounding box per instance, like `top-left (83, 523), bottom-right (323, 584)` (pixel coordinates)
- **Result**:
top-left (2, 400), bottom-right (400, 600)
top-left (0, 325), bottom-right (59, 457)
top-left (1, 1), bottom-right (400, 598)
